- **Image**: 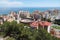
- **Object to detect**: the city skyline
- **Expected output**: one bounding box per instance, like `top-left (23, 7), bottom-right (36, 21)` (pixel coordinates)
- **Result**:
top-left (0, 0), bottom-right (60, 7)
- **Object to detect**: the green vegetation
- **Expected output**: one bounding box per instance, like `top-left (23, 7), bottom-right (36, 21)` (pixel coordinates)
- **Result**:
top-left (54, 19), bottom-right (60, 25)
top-left (0, 21), bottom-right (60, 40)
top-left (6, 37), bottom-right (16, 40)
top-left (41, 18), bottom-right (51, 22)
top-left (51, 25), bottom-right (60, 29)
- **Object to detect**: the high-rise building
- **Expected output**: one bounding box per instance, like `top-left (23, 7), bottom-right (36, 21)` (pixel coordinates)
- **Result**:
top-left (18, 11), bottom-right (30, 18)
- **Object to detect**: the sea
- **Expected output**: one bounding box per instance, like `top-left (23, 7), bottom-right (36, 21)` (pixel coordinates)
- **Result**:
top-left (0, 7), bottom-right (60, 15)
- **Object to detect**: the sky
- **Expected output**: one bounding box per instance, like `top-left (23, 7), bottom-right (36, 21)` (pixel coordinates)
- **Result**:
top-left (0, 0), bottom-right (60, 7)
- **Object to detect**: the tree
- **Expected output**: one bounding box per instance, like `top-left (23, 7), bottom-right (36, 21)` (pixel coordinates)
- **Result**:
top-left (54, 19), bottom-right (60, 25)
top-left (0, 21), bottom-right (60, 40)
top-left (6, 37), bottom-right (16, 40)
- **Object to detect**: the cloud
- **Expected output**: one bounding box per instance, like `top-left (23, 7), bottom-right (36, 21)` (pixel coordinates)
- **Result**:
top-left (0, 1), bottom-right (23, 7)
top-left (0, 0), bottom-right (60, 7)
top-left (0, 0), bottom-right (9, 1)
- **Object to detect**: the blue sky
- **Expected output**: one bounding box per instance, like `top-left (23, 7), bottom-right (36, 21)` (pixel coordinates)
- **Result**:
top-left (0, 0), bottom-right (60, 7)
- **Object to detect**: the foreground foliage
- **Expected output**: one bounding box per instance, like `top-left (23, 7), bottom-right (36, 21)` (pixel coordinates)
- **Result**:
top-left (0, 21), bottom-right (60, 40)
